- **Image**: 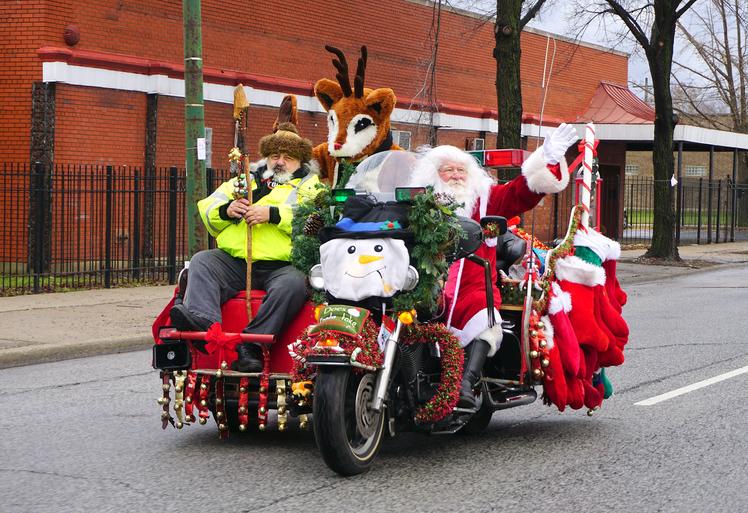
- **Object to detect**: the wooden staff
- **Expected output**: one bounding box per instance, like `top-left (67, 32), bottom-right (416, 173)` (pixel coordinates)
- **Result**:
top-left (232, 85), bottom-right (253, 321)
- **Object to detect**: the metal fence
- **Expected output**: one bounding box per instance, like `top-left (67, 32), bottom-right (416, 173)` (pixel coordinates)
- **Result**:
top-left (1, 162), bottom-right (230, 296)
top-left (622, 176), bottom-right (748, 244)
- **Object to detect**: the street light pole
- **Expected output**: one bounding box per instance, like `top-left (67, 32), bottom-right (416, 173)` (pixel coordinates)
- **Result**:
top-left (183, 0), bottom-right (208, 257)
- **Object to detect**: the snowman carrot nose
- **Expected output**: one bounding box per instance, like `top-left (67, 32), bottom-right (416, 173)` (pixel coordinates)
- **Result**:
top-left (359, 255), bottom-right (383, 264)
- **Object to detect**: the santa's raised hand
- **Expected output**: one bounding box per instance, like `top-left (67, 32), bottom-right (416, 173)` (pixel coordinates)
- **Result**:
top-left (543, 123), bottom-right (579, 165)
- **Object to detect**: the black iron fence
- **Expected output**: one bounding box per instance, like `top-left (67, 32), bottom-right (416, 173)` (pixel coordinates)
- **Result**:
top-left (2, 163), bottom-right (747, 295)
top-left (1, 162), bottom-right (230, 296)
top-left (622, 176), bottom-right (748, 244)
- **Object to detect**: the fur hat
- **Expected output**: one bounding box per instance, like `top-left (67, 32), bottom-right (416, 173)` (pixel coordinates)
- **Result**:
top-left (258, 122), bottom-right (313, 163)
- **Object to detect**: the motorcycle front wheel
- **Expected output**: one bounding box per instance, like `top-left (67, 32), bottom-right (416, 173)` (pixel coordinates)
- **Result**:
top-left (312, 367), bottom-right (385, 476)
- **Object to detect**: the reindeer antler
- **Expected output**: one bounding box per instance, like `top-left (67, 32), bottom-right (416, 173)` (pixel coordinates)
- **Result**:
top-left (353, 46), bottom-right (367, 99)
top-left (324, 45), bottom-right (353, 97)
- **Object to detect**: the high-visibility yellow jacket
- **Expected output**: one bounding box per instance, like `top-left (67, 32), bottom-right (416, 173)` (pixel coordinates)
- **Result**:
top-left (198, 165), bottom-right (321, 262)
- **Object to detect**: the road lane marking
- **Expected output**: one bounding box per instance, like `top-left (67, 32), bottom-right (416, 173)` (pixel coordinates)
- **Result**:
top-left (635, 365), bottom-right (748, 406)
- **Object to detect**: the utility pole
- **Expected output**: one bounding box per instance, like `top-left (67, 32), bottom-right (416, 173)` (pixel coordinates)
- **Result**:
top-left (183, 0), bottom-right (208, 257)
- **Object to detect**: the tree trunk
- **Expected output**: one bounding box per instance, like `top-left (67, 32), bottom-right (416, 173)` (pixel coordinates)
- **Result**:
top-left (644, 6), bottom-right (680, 260)
top-left (495, 0), bottom-right (523, 149)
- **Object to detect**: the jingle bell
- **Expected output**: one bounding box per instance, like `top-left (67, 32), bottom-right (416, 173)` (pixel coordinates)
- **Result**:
top-left (541, 358), bottom-right (550, 368)
top-left (200, 399), bottom-right (207, 407)
top-left (198, 417), bottom-right (208, 425)
top-left (218, 423), bottom-right (227, 431)
top-left (162, 384), bottom-right (170, 392)
top-left (239, 424), bottom-right (247, 432)
top-left (176, 421), bottom-right (184, 429)
top-left (258, 423), bottom-right (266, 431)
top-left (529, 350), bottom-right (539, 359)
top-left (215, 369), bottom-right (223, 379)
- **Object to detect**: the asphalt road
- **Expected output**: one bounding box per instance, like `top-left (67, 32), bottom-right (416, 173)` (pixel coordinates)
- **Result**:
top-left (1, 267), bottom-right (747, 513)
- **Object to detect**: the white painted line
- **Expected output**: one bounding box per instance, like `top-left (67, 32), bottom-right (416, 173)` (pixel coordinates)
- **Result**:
top-left (635, 365), bottom-right (748, 406)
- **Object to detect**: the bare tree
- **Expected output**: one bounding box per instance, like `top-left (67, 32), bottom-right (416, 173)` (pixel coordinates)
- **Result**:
top-left (672, 1), bottom-right (747, 134)
top-left (580, 1), bottom-right (697, 260)
top-left (494, 0), bottom-right (549, 149)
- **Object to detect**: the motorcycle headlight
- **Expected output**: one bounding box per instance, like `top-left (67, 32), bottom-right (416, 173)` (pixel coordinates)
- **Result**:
top-left (402, 266), bottom-right (419, 291)
top-left (309, 264), bottom-right (325, 290)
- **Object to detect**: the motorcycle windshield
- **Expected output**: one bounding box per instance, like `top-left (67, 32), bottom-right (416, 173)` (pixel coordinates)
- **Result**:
top-left (347, 150), bottom-right (418, 197)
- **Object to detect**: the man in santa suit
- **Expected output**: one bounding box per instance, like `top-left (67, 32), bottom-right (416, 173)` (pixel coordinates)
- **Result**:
top-left (410, 123), bottom-right (578, 410)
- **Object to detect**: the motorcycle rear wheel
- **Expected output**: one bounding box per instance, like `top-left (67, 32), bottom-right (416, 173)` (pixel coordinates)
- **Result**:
top-left (313, 368), bottom-right (385, 476)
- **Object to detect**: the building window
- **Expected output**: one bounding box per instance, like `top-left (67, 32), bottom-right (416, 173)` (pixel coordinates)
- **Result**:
top-left (685, 165), bottom-right (706, 177)
top-left (392, 130), bottom-right (411, 150)
top-left (625, 164), bottom-right (639, 176)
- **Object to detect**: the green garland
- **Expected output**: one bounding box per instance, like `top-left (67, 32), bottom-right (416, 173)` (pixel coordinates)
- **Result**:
top-left (392, 189), bottom-right (464, 312)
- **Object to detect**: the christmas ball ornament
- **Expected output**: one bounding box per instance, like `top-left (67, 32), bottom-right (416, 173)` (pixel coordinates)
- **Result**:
top-left (199, 417), bottom-right (207, 425)
top-left (176, 421), bottom-right (183, 429)
top-left (530, 350), bottom-right (539, 359)
top-left (239, 424), bottom-right (247, 432)
top-left (216, 411), bottom-right (224, 419)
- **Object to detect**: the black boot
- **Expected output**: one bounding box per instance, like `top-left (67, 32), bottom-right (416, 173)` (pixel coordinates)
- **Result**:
top-left (457, 339), bottom-right (491, 411)
top-left (232, 343), bottom-right (264, 373)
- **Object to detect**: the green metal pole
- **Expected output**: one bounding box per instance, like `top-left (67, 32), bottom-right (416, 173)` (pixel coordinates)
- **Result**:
top-left (183, 0), bottom-right (208, 257)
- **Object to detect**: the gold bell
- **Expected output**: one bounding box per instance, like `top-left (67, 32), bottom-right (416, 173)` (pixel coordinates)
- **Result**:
top-left (216, 397), bottom-right (222, 405)
top-left (238, 406), bottom-right (247, 414)
top-left (176, 421), bottom-right (184, 429)
top-left (162, 384), bottom-right (171, 392)
top-left (299, 421), bottom-right (308, 430)
top-left (239, 424), bottom-right (247, 432)
top-left (539, 340), bottom-right (547, 348)
top-left (278, 406), bottom-right (286, 415)
top-left (278, 422), bottom-right (287, 432)
top-left (186, 396), bottom-right (192, 403)
top-left (200, 383), bottom-right (207, 390)
top-left (174, 386), bottom-right (183, 393)
top-left (216, 411), bottom-right (224, 419)
top-left (259, 386), bottom-right (266, 393)
top-left (529, 330), bottom-right (537, 338)
top-left (157, 397), bottom-right (168, 405)
top-left (200, 399), bottom-right (207, 407)
top-left (529, 350), bottom-right (539, 359)
top-left (258, 423), bottom-right (266, 431)
top-left (537, 321), bottom-right (545, 330)
top-left (218, 423), bottom-right (227, 431)
top-left (541, 358), bottom-right (550, 368)
top-left (239, 387), bottom-right (247, 393)
top-left (215, 369), bottom-right (223, 379)
top-left (532, 368), bottom-right (543, 378)
top-left (220, 361), bottom-right (228, 370)
top-left (198, 417), bottom-right (208, 425)
top-left (186, 415), bottom-right (196, 423)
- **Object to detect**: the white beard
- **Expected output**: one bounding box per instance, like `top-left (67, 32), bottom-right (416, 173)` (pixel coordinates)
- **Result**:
top-left (433, 178), bottom-right (479, 217)
top-left (264, 164), bottom-right (294, 184)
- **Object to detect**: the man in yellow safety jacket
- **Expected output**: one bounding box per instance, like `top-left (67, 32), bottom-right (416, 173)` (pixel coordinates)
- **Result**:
top-left (170, 122), bottom-right (321, 372)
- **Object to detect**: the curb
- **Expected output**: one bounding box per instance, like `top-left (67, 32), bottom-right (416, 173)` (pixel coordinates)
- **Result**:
top-left (0, 336), bottom-right (153, 370)
top-left (618, 260), bottom-right (747, 285)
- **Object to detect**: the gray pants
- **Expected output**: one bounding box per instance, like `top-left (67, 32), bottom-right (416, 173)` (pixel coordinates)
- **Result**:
top-left (183, 248), bottom-right (307, 335)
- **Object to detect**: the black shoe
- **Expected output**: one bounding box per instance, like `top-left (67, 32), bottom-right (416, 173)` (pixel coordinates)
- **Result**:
top-left (456, 339), bottom-right (491, 411)
top-left (232, 343), bottom-right (264, 373)
top-left (169, 304), bottom-right (212, 332)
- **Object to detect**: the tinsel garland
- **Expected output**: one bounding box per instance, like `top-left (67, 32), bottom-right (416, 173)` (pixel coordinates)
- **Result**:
top-left (290, 319), bottom-right (383, 382)
top-left (401, 323), bottom-right (464, 424)
top-left (392, 189), bottom-right (463, 312)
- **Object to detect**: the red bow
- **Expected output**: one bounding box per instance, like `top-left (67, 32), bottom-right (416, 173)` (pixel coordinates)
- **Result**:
top-left (204, 322), bottom-right (241, 362)
top-left (577, 138), bottom-right (599, 157)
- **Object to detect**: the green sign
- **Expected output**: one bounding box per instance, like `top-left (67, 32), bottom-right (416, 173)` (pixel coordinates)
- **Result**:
top-left (309, 305), bottom-right (370, 336)
top-left (468, 150), bottom-right (484, 165)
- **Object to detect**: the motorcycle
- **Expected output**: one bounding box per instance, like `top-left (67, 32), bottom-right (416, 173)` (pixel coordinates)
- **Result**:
top-left (151, 149), bottom-right (625, 476)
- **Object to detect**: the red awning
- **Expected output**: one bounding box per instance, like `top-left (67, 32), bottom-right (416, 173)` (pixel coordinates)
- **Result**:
top-left (578, 81), bottom-right (655, 124)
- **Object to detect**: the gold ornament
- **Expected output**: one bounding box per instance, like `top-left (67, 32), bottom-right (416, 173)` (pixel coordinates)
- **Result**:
top-left (216, 369), bottom-right (223, 379)
top-left (258, 423), bottom-right (266, 431)
top-left (278, 422), bottom-right (287, 432)
top-left (218, 423), bottom-right (227, 431)
top-left (220, 361), bottom-right (228, 370)
top-left (541, 358), bottom-right (550, 368)
top-left (174, 403), bottom-right (183, 411)
top-left (259, 386), bottom-right (266, 393)
top-left (162, 384), bottom-right (170, 392)
top-left (537, 321), bottom-right (545, 330)
top-left (532, 368), bottom-right (543, 379)
top-left (299, 420), bottom-right (308, 430)
top-left (239, 386), bottom-right (247, 393)
top-left (529, 350), bottom-right (539, 359)
top-left (216, 411), bottom-right (224, 419)
top-left (239, 424), bottom-right (247, 432)
top-left (529, 330), bottom-right (537, 338)
top-left (278, 406), bottom-right (286, 415)
top-left (186, 415), bottom-right (196, 423)
top-left (157, 397), bottom-right (167, 405)
top-left (216, 397), bottom-right (223, 405)
top-left (199, 417), bottom-right (208, 425)
top-left (186, 397), bottom-right (192, 403)
top-left (200, 383), bottom-right (207, 390)
top-left (539, 340), bottom-right (547, 348)
top-left (200, 399), bottom-right (207, 407)
top-left (176, 421), bottom-right (184, 429)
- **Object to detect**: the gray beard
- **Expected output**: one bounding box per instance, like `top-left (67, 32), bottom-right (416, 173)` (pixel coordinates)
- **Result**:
top-left (433, 179), bottom-right (478, 217)
top-left (270, 166), bottom-right (294, 184)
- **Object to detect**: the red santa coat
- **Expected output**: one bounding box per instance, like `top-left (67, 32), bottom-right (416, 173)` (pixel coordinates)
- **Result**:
top-left (444, 147), bottom-right (568, 353)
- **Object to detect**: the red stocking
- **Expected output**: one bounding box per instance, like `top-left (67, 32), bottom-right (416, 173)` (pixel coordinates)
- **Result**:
top-left (541, 316), bottom-right (567, 411)
top-left (595, 285), bottom-right (629, 348)
top-left (602, 259), bottom-right (627, 313)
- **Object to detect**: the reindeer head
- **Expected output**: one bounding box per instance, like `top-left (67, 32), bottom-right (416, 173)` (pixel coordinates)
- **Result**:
top-left (314, 46), bottom-right (397, 161)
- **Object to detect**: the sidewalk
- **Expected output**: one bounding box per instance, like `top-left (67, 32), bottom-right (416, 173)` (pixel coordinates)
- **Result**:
top-left (2, 241), bottom-right (747, 369)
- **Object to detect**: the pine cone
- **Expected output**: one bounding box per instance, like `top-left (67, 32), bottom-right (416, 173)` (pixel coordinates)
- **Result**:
top-left (303, 212), bottom-right (324, 236)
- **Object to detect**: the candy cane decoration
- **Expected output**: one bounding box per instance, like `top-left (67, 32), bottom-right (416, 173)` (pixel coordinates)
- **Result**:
top-left (581, 122), bottom-right (595, 228)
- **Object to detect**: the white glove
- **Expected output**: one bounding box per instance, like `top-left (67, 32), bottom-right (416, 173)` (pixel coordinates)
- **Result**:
top-left (542, 123), bottom-right (578, 165)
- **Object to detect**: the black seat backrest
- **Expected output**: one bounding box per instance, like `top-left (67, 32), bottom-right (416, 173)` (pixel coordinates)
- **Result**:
top-left (495, 231), bottom-right (527, 274)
